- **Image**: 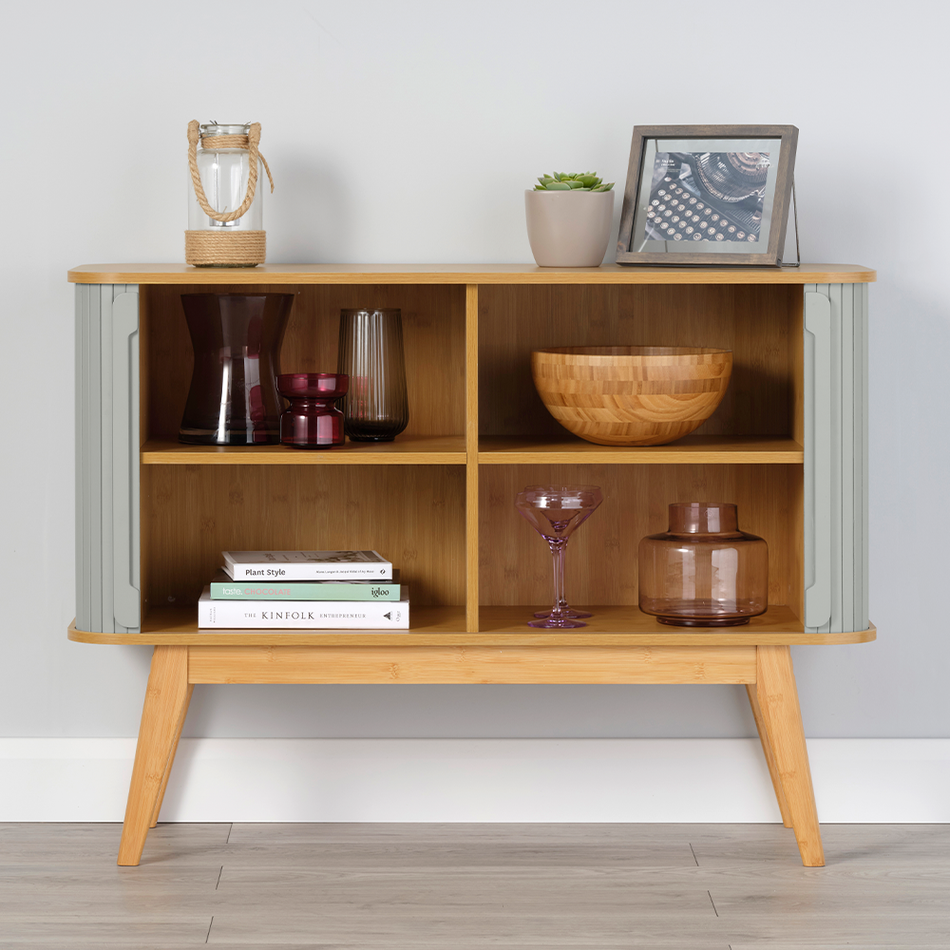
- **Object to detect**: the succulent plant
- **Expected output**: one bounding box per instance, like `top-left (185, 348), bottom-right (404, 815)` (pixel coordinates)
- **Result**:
top-left (533, 172), bottom-right (614, 192)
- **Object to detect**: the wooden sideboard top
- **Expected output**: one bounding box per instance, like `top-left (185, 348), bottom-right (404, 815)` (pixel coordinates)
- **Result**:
top-left (68, 263), bottom-right (877, 285)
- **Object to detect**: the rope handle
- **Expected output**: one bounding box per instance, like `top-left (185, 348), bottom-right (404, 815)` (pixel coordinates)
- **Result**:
top-left (187, 120), bottom-right (275, 223)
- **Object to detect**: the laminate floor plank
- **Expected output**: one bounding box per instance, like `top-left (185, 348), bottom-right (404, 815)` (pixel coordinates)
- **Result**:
top-left (205, 913), bottom-right (729, 946)
top-left (710, 882), bottom-right (950, 917)
top-left (0, 917), bottom-right (211, 946)
top-left (690, 823), bottom-right (950, 868)
top-left (225, 821), bottom-right (701, 844)
top-left (216, 866), bottom-right (713, 912)
top-left (0, 822), bottom-right (231, 867)
top-left (725, 926), bottom-right (950, 948)
top-left (731, 945), bottom-right (950, 950)
top-left (219, 842), bottom-right (697, 869)
top-left (223, 821), bottom-right (699, 870)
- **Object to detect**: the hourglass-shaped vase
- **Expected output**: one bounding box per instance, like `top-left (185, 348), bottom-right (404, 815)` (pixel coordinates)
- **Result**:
top-left (179, 293), bottom-right (291, 445)
top-left (278, 373), bottom-right (349, 449)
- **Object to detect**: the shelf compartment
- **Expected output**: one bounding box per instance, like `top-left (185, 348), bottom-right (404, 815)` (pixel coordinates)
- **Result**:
top-left (477, 283), bottom-right (804, 446)
top-left (142, 436), bottom-right (466, 465)
top-left (141, 464), bottom-right (466, 613)
top-left (479, 462), bottom-right (803, 619)
top-left (478, 434), bottom-right (803, 465)
top-left (141, 283), bottom-right (467, 445)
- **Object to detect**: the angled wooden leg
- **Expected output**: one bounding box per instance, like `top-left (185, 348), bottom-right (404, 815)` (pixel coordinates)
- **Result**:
top-left (755, 646), bottom-right (824, 867)
top-left (149, 684), bottom-right (194, 828)
top-left (118, 646), bottom-right (190, 866)
top-left (746, 684), bottom-right (793, 828)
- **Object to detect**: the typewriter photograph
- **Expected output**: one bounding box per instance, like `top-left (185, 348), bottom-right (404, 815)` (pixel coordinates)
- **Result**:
top-left (616, 125), bottom-right (798, 266)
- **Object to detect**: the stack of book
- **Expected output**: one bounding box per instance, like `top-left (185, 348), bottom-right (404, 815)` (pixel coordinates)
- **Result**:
top-left (198, 550), bottom-right (409, 630)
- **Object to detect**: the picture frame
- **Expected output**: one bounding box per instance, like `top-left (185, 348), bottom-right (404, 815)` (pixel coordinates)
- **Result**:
top-left (616, 125), bottom-right (798, 266)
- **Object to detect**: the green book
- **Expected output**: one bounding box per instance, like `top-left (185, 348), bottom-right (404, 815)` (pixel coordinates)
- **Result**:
top-left (209, 569), bottom-right (401, 601)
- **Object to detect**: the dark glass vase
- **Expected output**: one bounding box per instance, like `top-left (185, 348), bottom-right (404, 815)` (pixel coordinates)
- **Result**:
top-left (179, 293), bottom-right (291, 445)
top-left (337, 308), bottom-right (409, 442)
top-left (278, 373), bottom-right (348, 449)
top-left (638, 502), bottom-right (769, 626)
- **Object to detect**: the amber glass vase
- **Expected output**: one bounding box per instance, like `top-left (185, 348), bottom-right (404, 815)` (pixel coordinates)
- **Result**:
top-left (638, 502), bottom-right (768, 626)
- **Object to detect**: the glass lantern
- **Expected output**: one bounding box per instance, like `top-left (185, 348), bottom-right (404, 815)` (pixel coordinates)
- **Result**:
top-left (185, 120), bottom-right (273, 267)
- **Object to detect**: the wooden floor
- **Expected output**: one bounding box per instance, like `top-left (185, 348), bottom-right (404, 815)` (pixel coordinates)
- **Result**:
top-left (2, 823), bottom-right (949, 947)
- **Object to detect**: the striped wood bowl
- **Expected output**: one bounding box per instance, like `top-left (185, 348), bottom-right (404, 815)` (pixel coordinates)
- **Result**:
top-left (531, 346), bottom-right (733, 446)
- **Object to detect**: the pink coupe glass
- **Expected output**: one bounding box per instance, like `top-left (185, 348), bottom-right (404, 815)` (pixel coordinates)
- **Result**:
top-left (515, 485), bottom-right (603, 629)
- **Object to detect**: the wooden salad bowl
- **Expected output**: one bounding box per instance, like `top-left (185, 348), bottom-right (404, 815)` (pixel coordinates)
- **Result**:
top-left (531, 346), bottom-right (733, 446)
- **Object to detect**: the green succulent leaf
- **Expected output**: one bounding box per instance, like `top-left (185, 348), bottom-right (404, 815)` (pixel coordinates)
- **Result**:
top-left (531, 171), bottom-right (613, 190)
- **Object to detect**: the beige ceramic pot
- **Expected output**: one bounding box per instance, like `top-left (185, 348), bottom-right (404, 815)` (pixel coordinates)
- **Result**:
top-left (525, 190), bottom-right (615, 267)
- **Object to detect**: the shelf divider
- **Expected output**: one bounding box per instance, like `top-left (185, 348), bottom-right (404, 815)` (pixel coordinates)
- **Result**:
top-left (141, 435), bottom-right (466, 465)
top-left (465, 284), bottom-right (480, 632)
top-left (477, 434), bottom-right (804, 465)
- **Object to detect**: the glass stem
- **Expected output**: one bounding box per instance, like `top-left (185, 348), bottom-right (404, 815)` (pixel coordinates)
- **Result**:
top-left (548, 539), bottom-right (568, 617)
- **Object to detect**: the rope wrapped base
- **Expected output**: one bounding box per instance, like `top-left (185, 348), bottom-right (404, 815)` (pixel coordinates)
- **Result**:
top-left (185, 230), bottom-right (266, 267)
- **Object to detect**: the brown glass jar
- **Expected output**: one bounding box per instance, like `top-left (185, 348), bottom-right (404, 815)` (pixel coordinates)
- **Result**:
top-left (638, 502), bottom-right (768, 626)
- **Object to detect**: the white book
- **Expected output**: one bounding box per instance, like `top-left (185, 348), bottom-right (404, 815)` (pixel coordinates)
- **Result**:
top-left (222, 550), bottom-right (393, 581)
top-left (198, 586), bottom-right (409, 630)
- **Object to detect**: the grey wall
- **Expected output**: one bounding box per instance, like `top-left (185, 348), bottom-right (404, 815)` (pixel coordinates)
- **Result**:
top-left (1, 0), bottom-right (947, 739)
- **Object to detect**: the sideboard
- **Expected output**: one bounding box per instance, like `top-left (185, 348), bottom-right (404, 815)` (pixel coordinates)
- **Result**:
top-left (68, 262), bottom-right (876, 866)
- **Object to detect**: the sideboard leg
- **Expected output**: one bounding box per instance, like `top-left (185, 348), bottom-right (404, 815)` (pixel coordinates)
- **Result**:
top-left (150, 683), bottom-right (194, 828)
top-left (118, 646), bottom-right (190, 866)
top-left (746, 684), bottom-right (793, 827)
top-left (755, 646), bottom-right (825, 867)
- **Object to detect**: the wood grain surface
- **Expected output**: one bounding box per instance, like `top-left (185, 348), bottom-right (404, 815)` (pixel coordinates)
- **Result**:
top-left (186, 643), bottom-right (757, 684)
top-left (68, 614), bottom-right (876, 647)
top-left (141, 435), bottom-right (466, 465)
top-left (68, 262), bottom-right (877, 284)
top-left (140, 464), bottom-right (466, 609)
top-left (4, 822), bottom-right (947, 948)
top-left (117, 646), bottom-right (190, 866)
top-left (479, 462), bottom-right (797, 609)
top-left (477, 434), bottom-right (803, 464)
top-left (755, 645), bottom-right (824, 867)
top-left (141, 283), bottom-right (466, 443)
top-left (478, 282), bottom-right (797, 441)
top-left (530, 346), bottom-right (734, 446)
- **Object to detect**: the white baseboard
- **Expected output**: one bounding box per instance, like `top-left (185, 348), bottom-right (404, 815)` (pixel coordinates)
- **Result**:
top-left (1, 738), bottom-right (947, 823)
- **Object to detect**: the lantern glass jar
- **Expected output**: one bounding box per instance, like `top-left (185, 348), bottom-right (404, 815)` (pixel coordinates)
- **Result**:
top-left (188, 122), bottom-right (263, 232)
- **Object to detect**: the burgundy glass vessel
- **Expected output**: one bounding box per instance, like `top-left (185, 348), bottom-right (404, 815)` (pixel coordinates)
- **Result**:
top-left (278, 373), bottom-right (348, 449)
top-left (638, 502), bottom-right (768, 626)
top-left (179, 293), bottom-right (291, 445)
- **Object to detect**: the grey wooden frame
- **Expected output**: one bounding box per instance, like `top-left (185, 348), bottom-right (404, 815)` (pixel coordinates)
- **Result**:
top-left (616, 124), bottom-right (798, 266)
